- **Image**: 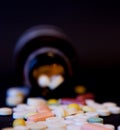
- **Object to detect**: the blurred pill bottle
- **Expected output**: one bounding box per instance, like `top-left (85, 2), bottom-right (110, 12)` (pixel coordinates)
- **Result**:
top-left (13, 25), bottom-right (81, 99)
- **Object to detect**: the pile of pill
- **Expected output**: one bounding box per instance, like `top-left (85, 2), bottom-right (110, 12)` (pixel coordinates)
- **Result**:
top-left (1, 93), bottom-right (120, 130)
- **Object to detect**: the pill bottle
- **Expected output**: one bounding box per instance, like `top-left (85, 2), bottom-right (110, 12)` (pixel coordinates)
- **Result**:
top-left (13, 25), bottom-right (81, 99)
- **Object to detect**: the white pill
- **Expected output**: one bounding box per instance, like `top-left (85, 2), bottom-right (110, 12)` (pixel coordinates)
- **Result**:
top-left (85, 99), bottom-right (95, 106)
top-left (65, 115), bottom-right (77, 120)
top-left (27, 123), bottom-right (47, 130)
top-left (64, 120), bottom-right (73, 125)
top-left (0, 107), bottom-right (12, 116)
top-left (104, 124), bottom-right (115, 130)
top-left (48, 75), bottom-right (64, 90)
top-left (13, 111), bottom-right (27, 119)
top-left (102, 102), bottom-right (117, 108)
top-left (108, 106), bottom-right (120, 114)
top-left (73, 121), bottom-right (87, 127)
top-left (37, 74), bottom-right (50, 87)
top-left (85, 112), bottom-right (99, 118)
top-left (27, 97), bottom-right (47, 106)
top-left (6, 96), bottom-right (24, 106)
top-left (6, 87), bottom-right (24, 97)
top-left (46, 117), bottom-right (64, 123)
top-left (36, 121), bottom-right (47, 125)
top-left (92, 103), bottom-right (105, 110)
top-left (96, 108), bottom-right (111, 116)
top-left (52, 106), bottom-right (66, 117)
top-left (73, 117), bottom-right (87, 123)
top-left (13, 104), bottom-right (29, 112)
top-left (66, 124), bottom-right (82, 130)
top-left (14, 126), bottom-right (30, 130)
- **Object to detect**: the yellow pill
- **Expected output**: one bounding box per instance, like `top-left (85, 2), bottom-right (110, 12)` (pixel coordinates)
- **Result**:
top-left (74, 85), bottom-right (86, 94)
top-left (13, 119), bottom-right (26, 127)
top-left (82, 106), bottom-right (95, 112)
top-left (68, 103), bottom-right (81, 110)
top-left (47, 99), bottom-right (58, 105)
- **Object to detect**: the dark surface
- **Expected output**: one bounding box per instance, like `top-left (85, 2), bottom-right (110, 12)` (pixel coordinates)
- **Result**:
top-left (0, 86), bottom-right (120, 130)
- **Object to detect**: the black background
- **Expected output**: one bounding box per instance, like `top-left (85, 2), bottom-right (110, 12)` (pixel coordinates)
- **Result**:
top-left (0, 1), bottom-right (120, 104)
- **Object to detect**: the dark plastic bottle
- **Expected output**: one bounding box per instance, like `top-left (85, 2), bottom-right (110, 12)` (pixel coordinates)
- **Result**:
top-left (13, 25), bottom-right (81, 99)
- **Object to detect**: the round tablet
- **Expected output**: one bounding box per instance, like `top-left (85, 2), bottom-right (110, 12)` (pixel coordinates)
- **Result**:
top-left (27, 97), bottom-right (47, 106)
top-left (13, 119), bottom-right (26, 127)
top-left (37, 75), bottom-right (50, 87)
top-left (0, 107), bottom-right (12, 116)
top-left (14, 126), bottom-right (30, 130)
top-left (104, 124), bottom-right (115, 130)
top-left (97, 109), bottom-right (110, 116)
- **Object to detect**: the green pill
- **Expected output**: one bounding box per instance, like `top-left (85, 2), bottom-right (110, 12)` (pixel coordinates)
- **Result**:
top-left (87, 117), bottom-right (103, 123)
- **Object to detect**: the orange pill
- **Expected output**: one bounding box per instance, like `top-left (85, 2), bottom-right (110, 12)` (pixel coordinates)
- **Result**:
top-left (27, 112), bottom-right (54, 122)
top-left (81, 123), bottom-right (111, 130)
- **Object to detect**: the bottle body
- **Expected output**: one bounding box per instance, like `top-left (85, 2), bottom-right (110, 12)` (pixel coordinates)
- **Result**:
top-left (13, 25), bottom-right (81, 99)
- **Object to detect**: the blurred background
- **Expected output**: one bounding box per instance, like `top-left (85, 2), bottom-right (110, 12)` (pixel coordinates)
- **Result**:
top-left (0, 1), bottom-right (120, 104)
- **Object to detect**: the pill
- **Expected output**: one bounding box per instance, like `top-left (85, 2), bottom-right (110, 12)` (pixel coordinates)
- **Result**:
top-left (67, 124), bottom-right (82, 130)
top-left (14, 126), bottom-right (30, 130)
top-left (87, 117), bottom-right (104, 123)
top-left (27, 122), bottom-right (47, 130)
top-left (13, 104), bottom-right (28, 112)
top-left (6, 96), bottom-right (24, 106)
top-left (46, 117), bottom-right (64, 123)
top-left (73, 117), bottom-right (87, 122)
top-left (108, 106), bottom-right (120, 114)
top-left (68, 103), bottom-right (81, 110)
top-left (66, 107), bottom-right (79, 115)
top-left (27, 97), bottom-right (47, 106)
top-left (104, 124), bottom-right (115, 130)
top-left (81, 123), bottom-right (111, 130)
top-left (85, 99), bottom-right (96, 106)
top-left (46, 122), bottom-right (66, 128)
top-left (59, 98), bottom-right (82, 105)
top-left (97, 109), bottom-right (111, 116)
top-left (102, 102), bottom-right (117, 108)
top-left (85, 112), bottom-right (99, 118)
top-left (37, 74), bottom-right (50, 87)
top-left (74, 85), bottom-right (86, 94)
top-left (13, 111), bottom-right (27, 119)
top-left (47, 98), bottom-right (59, 105)
top-left (27, 112), bottom-right (54, 122)
top-left (52, 106), bottom-right (67, 117)
top-left (13, 119), bottom-right (26, 127)
top-left (0, 107), bottom-right (12, 116)
top-left (82, 106), bottom-right (95, 112)
top-left (6, 87), bottom-right (24, 97)
top-left (48, 75), bottom-right (64, 90)
top-left (24, 112), bottom-right (38, 119)
top-left (84, 93), bottom-right (95, 99)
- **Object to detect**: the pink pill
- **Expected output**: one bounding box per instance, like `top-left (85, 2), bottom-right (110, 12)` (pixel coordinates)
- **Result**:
top-left (27, 112), bottom-right (54, 122)
top-left (81, 123), bottom-right (111, 130)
